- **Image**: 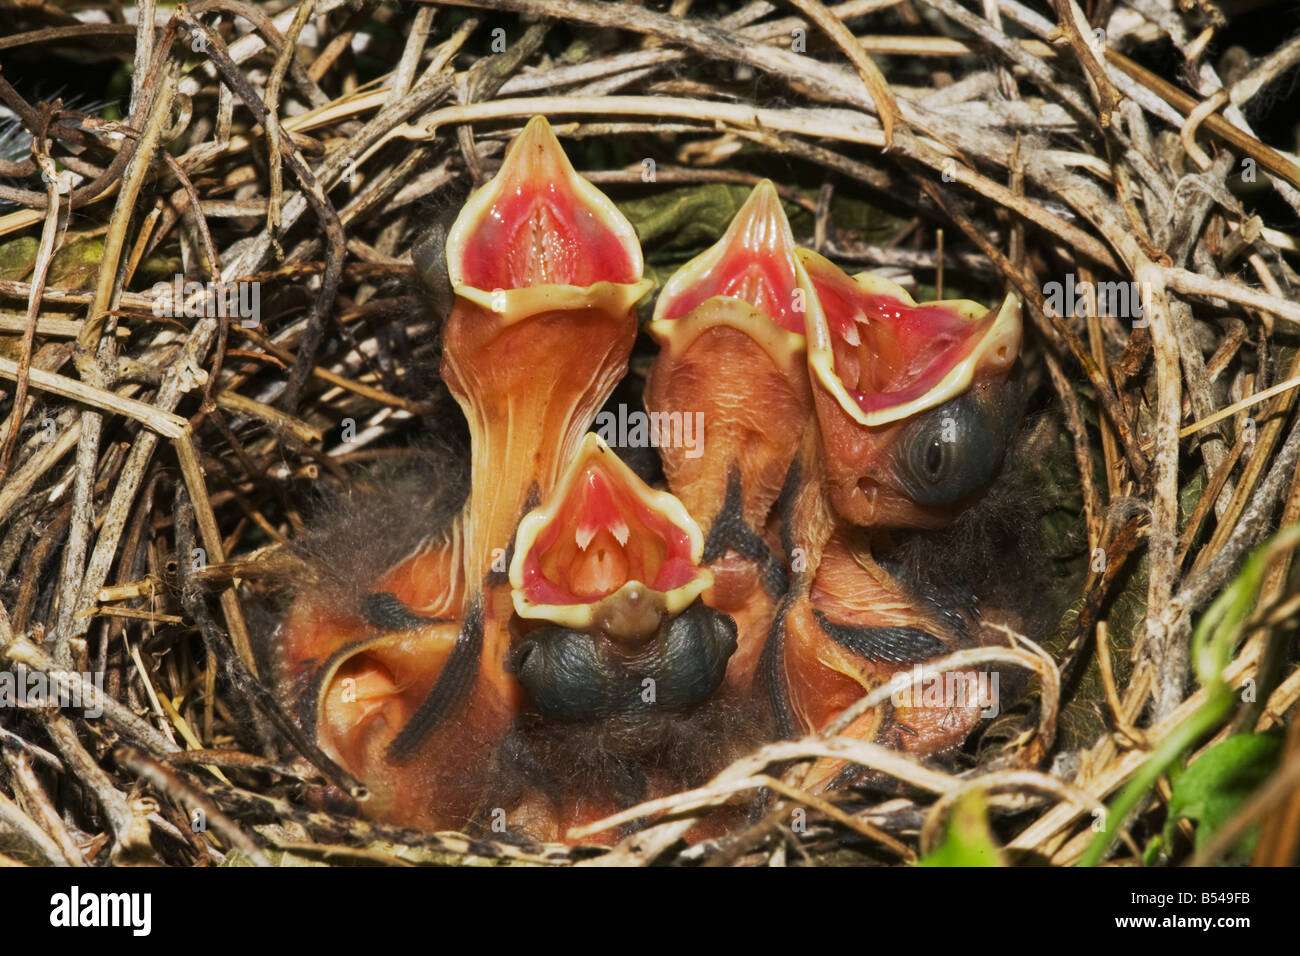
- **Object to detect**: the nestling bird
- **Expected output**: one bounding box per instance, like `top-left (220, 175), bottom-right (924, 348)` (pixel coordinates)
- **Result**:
top-left (267, 117), bottom-right (1027, 843)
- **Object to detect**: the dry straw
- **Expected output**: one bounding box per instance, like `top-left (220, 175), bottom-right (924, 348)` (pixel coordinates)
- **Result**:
top-left (0, 0), bottom-right (1298, 866)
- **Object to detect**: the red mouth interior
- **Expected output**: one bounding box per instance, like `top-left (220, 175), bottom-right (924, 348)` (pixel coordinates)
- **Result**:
top-left (656, 198), bottom-right (804, 333)
top-left (517, 465), bottom-right (698, 607)
top-left (456, 160), bottom-right (639, 291)
top-left (812, 269), bottom-right (991, 415)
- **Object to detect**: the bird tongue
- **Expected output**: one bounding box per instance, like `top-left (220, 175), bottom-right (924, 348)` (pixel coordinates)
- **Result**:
top-left (567, 527), bottom-right (632, 599)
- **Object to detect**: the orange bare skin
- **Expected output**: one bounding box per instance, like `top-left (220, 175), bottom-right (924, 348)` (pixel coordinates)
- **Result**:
top-left (273, 531), bottom-right (522, 830)
top-left (645, 308), bottom-right (811, 538)
top-left (443, 298), bottom-right (639, 590)
top-left (645, 183), bottom-right (815, 700)
top-left (810, 375), bottom-right (1014, 529)
top-left (778, 528), bottom-right (986, 791)
top-left (704, 550), bottom-right (776, 696)
top-left (272, 118), bottom-right (652, 838)
top-left (267, 125), bottom-right (1027, 844)
top-left (797, 248), bottom-right (1021, 529)
top-left (646, 312), bottom-right (806, 698)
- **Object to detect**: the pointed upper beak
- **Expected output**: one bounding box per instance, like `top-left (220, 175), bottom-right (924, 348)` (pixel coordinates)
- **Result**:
top-left (652, 179), bottom-right (810, 335)
top-left (644, 181), bottom-right (815, 537)
top-left (446, 116), bottom-right (652, 320)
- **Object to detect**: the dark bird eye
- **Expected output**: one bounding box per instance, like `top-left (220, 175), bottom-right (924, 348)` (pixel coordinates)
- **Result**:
top-left (895, 395), bottom-right (1007, 507)
top-left (923, 437), bottom-right (944, 479)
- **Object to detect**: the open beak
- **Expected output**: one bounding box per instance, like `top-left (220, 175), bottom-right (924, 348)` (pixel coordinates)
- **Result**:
top-left (433, 115), bottom-right (653, 727)
top-left (652, 179), bottom-right (809, 334)
top-left (643, 182), bottom-right (816, 694)
top-left (797, 249), bottom-right (1021, 528)
top-left (443, 116), bottom-right (653, 589)
top-left (278, 118), bottom-right (656, 833)
top-left (507, 433), bottom-right (735, 722)
top-left (645, 181), bottom-right (812, 539)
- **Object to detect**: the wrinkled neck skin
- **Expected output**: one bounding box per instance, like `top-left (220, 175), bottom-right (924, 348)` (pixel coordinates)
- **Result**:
top-left (779, 428), bottom-right (841, 585)
top-left (442, 298), bottom-right (637, 589)
top-left (645, 300), bottom-right (811, 537)
top-left (646, 181), bottom-right (813, 541)
top-left (441, 292), bottom-right (640, 703)
top-left (442, 115), bottom-right (648, 600)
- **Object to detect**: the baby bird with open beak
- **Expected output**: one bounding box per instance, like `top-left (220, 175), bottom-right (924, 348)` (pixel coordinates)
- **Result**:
top-left (272, 117), bottom-right (652, 831)
top-left (508, 433), bottom-right (730, 722)
top-left (767, 251), bottom-right (1023, 787)
top-left (269, 118), bottom-right (1028, 838)
top-left (798, 249), bottom-right (1022, 530)
top-left (497, 433), bottom-right (741, 840)
top-left (644, 181), bottom-right (816, 695)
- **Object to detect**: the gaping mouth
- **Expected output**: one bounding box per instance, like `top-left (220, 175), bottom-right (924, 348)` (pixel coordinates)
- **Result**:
top-left (508, 434), bottom-right (735, 721)
top-left (643, 180), bottom-right (815, 544)
top-left (510, 433), bottom-right (710, 635)
top-left (652, 180), bottom-right (814, 336)
top-left (798, 249), bottom-right (1021, 426)
top-left (440, 116), bottom-right (653, 590)
top-left (445, 116), bottom-right (649, 316)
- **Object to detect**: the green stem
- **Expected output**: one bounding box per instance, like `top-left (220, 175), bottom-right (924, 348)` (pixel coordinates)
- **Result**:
top-left (1076, 524), bottom-right (1300, 867)
top-left (1077, 687), bottom-right (1232, 866)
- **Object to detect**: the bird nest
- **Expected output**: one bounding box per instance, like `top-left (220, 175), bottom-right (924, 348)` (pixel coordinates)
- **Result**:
top-left (0, 0), bottom-right (1298, 868)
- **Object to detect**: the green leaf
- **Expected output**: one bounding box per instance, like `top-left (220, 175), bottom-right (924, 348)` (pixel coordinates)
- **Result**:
top-left (48, 237), bottom-right (105, 291)
top-left (915, 790), bottom-right (1003, 867)
top-left (1079, 526), bottom-right (1300, 866)
top-left (1164, 732), bottom-right (1282, 856)
top-left (1179, 467), bottom-right (1207, 528)
top-left (0, 237), bottom-right (38, 281)
top-left (616, 183), bottom-right (773, 260)
top-left (1141, 834), bottom-right (1165, 866)
top-left (827, 194), bottom-right (911, 246)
